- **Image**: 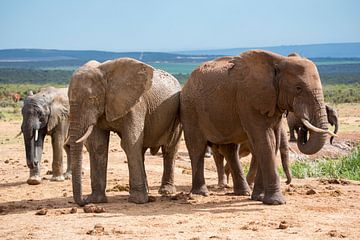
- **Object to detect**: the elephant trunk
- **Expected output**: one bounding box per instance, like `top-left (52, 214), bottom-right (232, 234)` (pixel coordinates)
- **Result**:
top-left (69, 104), bottom-right (85, 206)
top-left (297, 107), bottom-right (328, 155)
top-left (23, 126), bottom-right (41, 169)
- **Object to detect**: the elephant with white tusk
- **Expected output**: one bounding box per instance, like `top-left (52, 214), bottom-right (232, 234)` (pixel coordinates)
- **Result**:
top-left (21, 87), bottom-right (70, 185)
top-left (68, 58), bottom-right (182, 206)
top-left (180, 50), bottom-right (333, 205)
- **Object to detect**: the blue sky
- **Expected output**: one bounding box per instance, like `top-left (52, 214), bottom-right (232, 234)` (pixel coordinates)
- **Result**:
top-left (0, 0), bottom-right (359, 51)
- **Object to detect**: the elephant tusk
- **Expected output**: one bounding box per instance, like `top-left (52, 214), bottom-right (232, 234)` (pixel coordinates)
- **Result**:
top-left (76, 125), bottom-right (94, 143)
top-left (35, 129), bottom-right (39, 142)
top-left (301, 119), bottom-right (338, 137)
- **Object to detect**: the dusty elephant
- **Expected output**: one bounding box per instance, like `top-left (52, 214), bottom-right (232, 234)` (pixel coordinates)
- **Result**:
top-left (212, 123), bottom-right (292, 189)
top-left (180, 50), bottom-right (336, 205)
top-left (21, 87), bottom-right (70, 185)
top-left (287, 105), bottom-right (338, 144)
top-left (68, 58), bottom-right (182, 206)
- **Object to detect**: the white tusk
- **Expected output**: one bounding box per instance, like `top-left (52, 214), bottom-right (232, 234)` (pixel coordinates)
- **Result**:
top-left (35, 129), bottom-right (39, 142)
top-left (301, 119), bottom-right (338, 137)
top-left (76, 125), bottom-right (94, 143)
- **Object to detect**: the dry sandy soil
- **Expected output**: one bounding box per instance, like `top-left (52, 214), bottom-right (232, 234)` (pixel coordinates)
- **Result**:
top-left (0, 103), bottom-right (359, 239)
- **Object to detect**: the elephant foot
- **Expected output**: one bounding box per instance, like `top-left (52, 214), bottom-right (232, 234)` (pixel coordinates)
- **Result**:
top-left (128, 191), bottom-right (148, 204)
top-left (263, 191), bottom-right (286, 205)
top-left (217, 182), bottom-right (229, 189)
top-left (191, 184), bottom-right (209, 196)
top-left (64, 171), bottom-right (72, 180)
top-left (159, 184), bottom-right (176, 196)
top-left (27, 175), bottom-right (42, 185)
top-left (251, 190), bottom-right (264, 201)
top-left (50, 175), bottom-right (65, 182)
top-left (84, 193), bottom-right (108, 204)
top-left (234, 188), bottom-right (251, 196)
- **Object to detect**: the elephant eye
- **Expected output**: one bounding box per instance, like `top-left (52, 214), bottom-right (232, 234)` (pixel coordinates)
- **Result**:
top-left (295, 86), bottom-right (302, 94)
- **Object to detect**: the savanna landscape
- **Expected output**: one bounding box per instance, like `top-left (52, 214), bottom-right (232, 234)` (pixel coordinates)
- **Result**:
top-left (0, 47), bottom-right (360, 239)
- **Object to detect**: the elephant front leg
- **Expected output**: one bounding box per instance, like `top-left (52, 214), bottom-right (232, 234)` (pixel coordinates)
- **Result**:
top-left (86, 128), bottom-right (110, 204)
top-left (50, 132), bottom-right (65, 182)
top-left (249, 128), bottom-right (285, 205)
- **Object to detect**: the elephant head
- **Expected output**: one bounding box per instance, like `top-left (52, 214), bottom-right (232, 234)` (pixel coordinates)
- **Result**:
top-left (68, 58), bottom-right (153, 205)
top-left (326, 105), bottom-right (339, 144)
top-left (21, 87), bottom-right (68, 183)
top-left (244, 51), bottom-right (335, 155)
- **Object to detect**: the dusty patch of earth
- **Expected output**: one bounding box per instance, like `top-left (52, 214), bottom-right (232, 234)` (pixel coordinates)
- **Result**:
top-left (0, 103), bottom-right (359, 239)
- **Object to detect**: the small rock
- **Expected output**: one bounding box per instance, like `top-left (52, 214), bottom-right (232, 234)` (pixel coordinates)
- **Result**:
top-left (83, 204), bottom-right (106, 213)
top-left (182, 169), bottom-right (192, 175)
top-left (278, 221), bottom-right (289, 229)
top-left (70, 207), bottom-right (77, 214)
top-left (330, 189), bottom-right (342, 197)
top-left (35, 208), bottom-right (48, 215)
top-left (4, 160), bottom-right (9, 164)
top-left (43, 159), bottom-right (49, 163)
top-left (63, 192), bottom-right (67, 197)
top-left (328, 230), bottom-right (346, 238)
top-left (87, 224), bottom-right (106, 235)
top-left (306, 189), bottom-right (317, 195)
top-left (45, 170), bottom-right (52, 175)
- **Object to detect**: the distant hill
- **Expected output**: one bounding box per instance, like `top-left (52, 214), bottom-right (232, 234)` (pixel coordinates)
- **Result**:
top-left (176, 42), bottom-right (360, 58)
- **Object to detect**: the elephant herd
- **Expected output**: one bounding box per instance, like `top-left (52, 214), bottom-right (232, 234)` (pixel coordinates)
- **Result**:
top-left (20, 50), bottom-right (338, 206)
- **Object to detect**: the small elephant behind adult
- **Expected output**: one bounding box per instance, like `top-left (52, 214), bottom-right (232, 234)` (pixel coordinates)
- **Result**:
top-left (211, 125), bottom-right (292, 190)
top-left (68, 58), bottom-right (182, 206)
top-left (287, 105), bottom-right (338, 144)
top-left (21, 87), bottom-right (70, 185)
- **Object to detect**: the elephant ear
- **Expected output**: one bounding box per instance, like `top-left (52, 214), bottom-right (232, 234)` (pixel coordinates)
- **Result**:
top-left (47, 94), bottom-right (69, 132)
top-left (99, 58), bottom-right (154, 122)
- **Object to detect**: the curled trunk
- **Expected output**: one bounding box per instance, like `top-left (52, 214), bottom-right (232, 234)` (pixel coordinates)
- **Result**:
top-left (297, 116), bottom-right (328, 155)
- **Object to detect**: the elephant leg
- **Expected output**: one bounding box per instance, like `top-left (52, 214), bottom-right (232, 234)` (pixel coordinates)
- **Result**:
top-left (50, 129), bottom-right (65, 182)
top-left (85, 127), bottom-right (110, 204)
top-left (220, 144), bottom-right (250, 195)
top-left (212, 146), bottom-right (227, 188)
top-left (247, 126), bottom-right (285, 205)
top-left (280, 128), bottom-right (292, 184)
top-left (183, 124), bottom-right (208, 196)
top-left (159, 125), bottom-right (181, 195)
top-left (251, 163), bottom-right (264, 201)
top-left (246, 155), bottom-right (257, 189)
top-left (63, 138), bottom-right (71, 180)
top-left (121, 135), bottom-right (149, 203)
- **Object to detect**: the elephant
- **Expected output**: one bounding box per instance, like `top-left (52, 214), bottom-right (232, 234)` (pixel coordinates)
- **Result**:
top-left (21, 86), bottom-right (70, 185)
top-left (180, 50), bottom-right (336, 205)
top-left (287, 105), bottom-right (338, 144)
top-left (212, 122), bottom-right (292, 189)
top-left (68, 58), bottom-right (182, 206)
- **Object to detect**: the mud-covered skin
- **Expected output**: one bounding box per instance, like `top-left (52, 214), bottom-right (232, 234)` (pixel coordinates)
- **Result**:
top-left (21, 87), bottom-right (70, 185)
top-left (181, 50), bottom-right (328, 205)
top-left (68, 59), bottom-right (182, 206)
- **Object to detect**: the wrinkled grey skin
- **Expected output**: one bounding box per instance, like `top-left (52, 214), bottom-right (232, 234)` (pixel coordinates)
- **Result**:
top-left (68, 58), bottom-right (182, 206)
top-left (21, 87), bottom-right (70, 185)
top-left (211, 124), bottom-right (292, 189)
top-left (287, 105), bottom-right (338, 144)
top-left (181, 50), bottom-right (329, 205)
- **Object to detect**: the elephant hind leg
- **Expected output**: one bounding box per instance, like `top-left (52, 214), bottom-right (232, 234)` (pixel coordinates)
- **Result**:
top-left (212, 146), bottom-right (227, 188)
top-left (158, 125), bottom-right (182, 196)
top-left (183, 124), bottom-right (209, 196)
top-left (219, 144), bottom-right (250, 196)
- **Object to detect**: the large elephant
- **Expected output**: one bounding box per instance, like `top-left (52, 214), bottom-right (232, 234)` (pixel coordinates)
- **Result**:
top-left (21, 87), bottom-right (70, 185)
top-left (287, 105), bottom-right (338, 144)
top-left (68, 58), bottom-right (182, 206)
top-left (212, 123), bottom-right (292, 189)
top-left (180, 50), bottom-right (336, 205)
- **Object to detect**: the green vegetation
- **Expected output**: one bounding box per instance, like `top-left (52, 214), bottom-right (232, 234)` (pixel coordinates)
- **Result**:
top-left (323, 83), bottom-right (360, 103)
top-left (284, 146), bottom-right (360, 181)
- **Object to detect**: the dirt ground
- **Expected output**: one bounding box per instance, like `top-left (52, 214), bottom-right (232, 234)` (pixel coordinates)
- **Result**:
top-left (0, 103), bottom-right (359, 239)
